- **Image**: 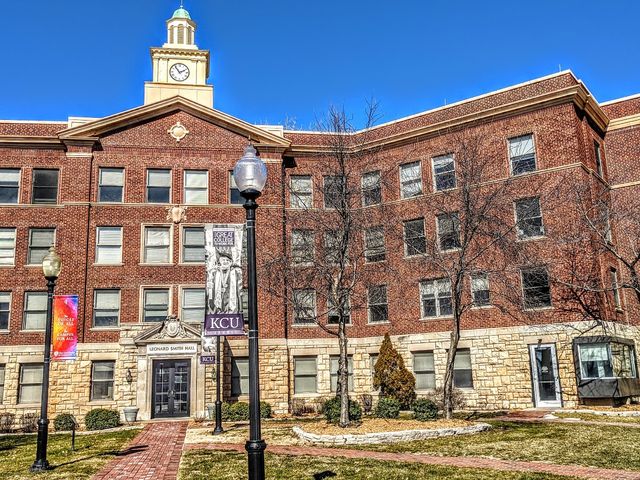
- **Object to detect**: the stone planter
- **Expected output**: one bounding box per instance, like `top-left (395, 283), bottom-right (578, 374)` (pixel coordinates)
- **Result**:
top-left (123, 407), bottom-right (139, 424)
top-left (206, 405), bottom-right (215, 420)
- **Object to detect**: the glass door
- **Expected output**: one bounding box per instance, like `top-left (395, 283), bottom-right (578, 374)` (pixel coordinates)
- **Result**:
top-left (152, 359), bottom-right (191, 418)
top-left (529, 344), bottom-right (562, 408)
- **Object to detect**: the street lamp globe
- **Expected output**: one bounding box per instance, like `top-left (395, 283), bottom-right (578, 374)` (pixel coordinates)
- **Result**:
top-left (42, 247), bottom-right (62, 280)
top-left (233, 145), bottom-right (267, 194)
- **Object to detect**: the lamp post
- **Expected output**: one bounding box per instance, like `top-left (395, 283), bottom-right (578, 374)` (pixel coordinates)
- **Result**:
top-left (31, 246), bottom-right (62, 472)
top-left (213, 335), bottom-right (224, 434)
top-left (233, 144), bottom-right (267, 480)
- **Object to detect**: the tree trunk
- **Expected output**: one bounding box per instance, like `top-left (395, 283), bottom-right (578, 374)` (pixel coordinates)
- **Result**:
top-left (443, 323), bottom-right (461, 420)
top-left (338, 319), bottom-right (350, 427)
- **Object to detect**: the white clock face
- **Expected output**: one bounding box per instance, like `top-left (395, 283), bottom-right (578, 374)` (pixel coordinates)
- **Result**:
top-left (170, 63), bottom-right (190, 82)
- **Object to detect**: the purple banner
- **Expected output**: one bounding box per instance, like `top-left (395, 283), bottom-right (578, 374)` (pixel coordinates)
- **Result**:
top-left (204, 313), bottom-right (245, 336)
top-left (200, 355), bottom-right (216, 364)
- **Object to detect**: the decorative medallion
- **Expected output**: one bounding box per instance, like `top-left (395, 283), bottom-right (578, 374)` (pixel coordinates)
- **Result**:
top-left (166, 205), bottom-right (187, 224)
top-left (168, 121), bottom-right (189, 143)
top-left (157, 315), bottom-right (188, 339)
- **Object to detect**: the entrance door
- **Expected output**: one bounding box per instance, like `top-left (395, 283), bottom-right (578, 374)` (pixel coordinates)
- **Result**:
top-left (529, 344), bottom-right (562, 408)
top-left (152, 359), bottom-right (190, 418)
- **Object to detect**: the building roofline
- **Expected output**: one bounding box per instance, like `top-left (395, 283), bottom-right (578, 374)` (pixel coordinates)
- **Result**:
top-left (0, 119), bottom-right (67, 124)
top-left (601, 92), bottom-right (640, 106)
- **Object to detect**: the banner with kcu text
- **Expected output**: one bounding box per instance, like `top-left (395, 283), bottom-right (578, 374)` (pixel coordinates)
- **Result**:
top-left (52, 295), bottom-right (78, 361)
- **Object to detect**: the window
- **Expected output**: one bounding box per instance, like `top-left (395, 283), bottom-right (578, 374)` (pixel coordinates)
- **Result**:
top-left (611, 268), bottom-right (621, 310)
top-left (399, 161), bottom-right (422, 198)
top-left (453, 349), bottom-right (473, 388)
top-left (370, 354), bottom-right (379, 382)
top-left (420, 278), bottom-right (452, 318)
top-left (324, 175), bottom-right (344, 209)
top-left (324, 230), bottom-right (341, 265)
top-left (143, 226), bottom-right (171, 263)
top-left (521, 267), bottom-right (551, 309)
top-left (509, 134), bottom-right (536, 175)
top-left (404, 218), bottom-right (426, 256)
top-left (0, 228), bottom-right (16, 265)
top-left (594, 141), bottom-right (603, 177)
top-left (471, 273), bottom-right (490, 306)
top-left (231, 357), bottom-right (249, 396)
top-left (91, 361), bottom-right (115, 401)
top-left (142, 288), bottom-right (170, 322)
top-left (146, 169), bottom-right (171, 203)
top-left (28, 228), bottom-right (55, 265)
top-left (368, 285), bottom-right (388, 323)
top-left (0, 168), bottom-right (20, 203)
top-left (181, 288), bottom-right (205, 323)
top-left (293, 289), bottom-right (316, 324)
top-left (32, 169), bottom-right (59, 204)
top-left (290, 175), bottom-right (312, 208)
top-left (184, 170), bottom-right (208, 204)
top-left (294, 357), bottom-right (317, 394)
top-left (515, 198), bottom-right (544, 239)
top-left (291, 230), bottom-right (314, 264)
top-left (19, 364), bottom-right (43, 403)
top-left (95, 227), bottom-right (122, 264)
top-left (364, 226), bottom-right (385, 262)
top-left (327, 290), bottom-right (350, 324)
top-left (182, 227), bottom-right (205, 263)
top-left (98, 168), bottom-right (124, 203)
top-left (577, 342), bottom-right (636, 379)
top-left (330, 355), bottom-right (354, 392)
top-left (93, 289), bottom-right (120, 328)
top-left (229, 172), bottom-right (243, 205)
top-left (437, 213), bottom-right (461, 251)
top-left (23, 292), bottom-right (47, 330)
top-left (432, 154), bottom-right (456, 191)
top-left (0, 292), bottom-right (9, 330)
top-left (0, 364), bottom-right (4, 403)
top-left (603, 203), bottom-right (613, 243)
top-left (362, 171), bottom-right (382, 206)
top-left (413, 352), bottom-right (435, 390)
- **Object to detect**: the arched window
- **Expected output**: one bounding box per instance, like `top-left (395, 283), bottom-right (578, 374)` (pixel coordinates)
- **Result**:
top-left (178, 25), bottom-right (185, 44)
top-left (187, 27), bottom-right (193, 45)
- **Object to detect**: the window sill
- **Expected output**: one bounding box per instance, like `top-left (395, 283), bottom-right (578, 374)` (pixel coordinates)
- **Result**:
top-left (93, 263), bottom-right (124, 267)
top-left (292, 323), bottom-right (318, 328)
top-left (139, 263), bottom-right (175, 267)
top-left (96, 202), bottom-right (124, 205)
top-left (367, 321), bottom-right (391, 325)
top-left (364, 259), bottom-right (387, 265)
top-left (516, 235), bottom-right (546, 243)
top-left (420, 316), bottom-right (453, 321)
top-left (17, 402), bottom-right (41, 407)
top-left (523, 306), bottom-right (553, 312)
top-left (292, 393), bottom-right (322, 398)
top-left (19, 329), bottom-right (45, 333)
top-left (89, 399), bottom-right (116, 405)
top-left (0, 265), bottom-right (16, 268)
top-left (440, 248), bottom-right (461, 254)
top-left (179, 262), bottom-right (206, 266)
top-left (400, 193), bottom-right (424, 201)
top-left (0, 329), bottom-right (9, 334)
top-left (470, 305), bottom-right (493, 310)
top-left (404, 254), bottom-right (425, 260)
top-left (91, 327), bottom-right (121, 331)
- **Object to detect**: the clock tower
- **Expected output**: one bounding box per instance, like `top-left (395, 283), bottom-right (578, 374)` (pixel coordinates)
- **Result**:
top-left (144, 5), bottom-right (214, 108)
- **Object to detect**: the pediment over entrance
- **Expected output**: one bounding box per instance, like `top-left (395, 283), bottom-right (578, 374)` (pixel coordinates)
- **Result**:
top-left (135, 315), bottom-right (202, 345)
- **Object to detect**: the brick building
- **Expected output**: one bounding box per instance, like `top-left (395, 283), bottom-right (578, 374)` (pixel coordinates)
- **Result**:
top-left (0, 6), bottom-right (639, 421)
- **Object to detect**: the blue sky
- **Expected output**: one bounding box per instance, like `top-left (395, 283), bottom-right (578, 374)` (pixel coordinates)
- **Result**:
top-left (2, 0), bottom-right (638, 128)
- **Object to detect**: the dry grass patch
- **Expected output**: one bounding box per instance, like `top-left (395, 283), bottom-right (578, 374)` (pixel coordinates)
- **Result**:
top-left (301, 418), bottom-right (471, 435)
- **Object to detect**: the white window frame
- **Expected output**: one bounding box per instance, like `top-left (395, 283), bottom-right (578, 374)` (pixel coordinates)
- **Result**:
top-left (403, 218), bottom-right (426, 257)
top-left (399, 161), bottom-right (423, 199)
top-left (141, 225), bottom-right (173, 265)
top-left (180, 225), bottom-right (205, 264)
top-left (361, 171), bottom-right (382, 206)
top-left (0, 168), bottom-right (21, 204)
top-left (291, 229), bottom-right (315, 265)
top-left (327, 289), bottom-right (351, 324)
top-left (90, 360), bottom-right (115, 401)
top-left (290, 175), bottom-right (313, 209)
top-left (229, 171), bottom-right (243, 205)
top-left (364, 226), bottom-right (386, 263)
top-left (93, 289), bottom-right (121, 329)
top-left (95, 226), bottom-right (123, 265)
top-left (180, 286), bottom-right (206, 323)
top-left (611, 268), bottom-right (622, 310)
top-left (508, 134), bottom-right (537, 176)
top-left (419, 278), bottom-right (453, 318)
top-left (431, 154), bottom-right (456, 191)
top-left (19, 363), bottom-right (43, 404)
top-left (22, 291), bottom-right (47, 331)
top-left (0, 363), bottom-right (5, 404)
top-left (293, 356), bottom-right (317, 394)
top-left (0, 291), bottom-right (10, 331)
top-left (470, 272), bottom-right (491, 307)
top-left (98, 167), bottom-right (124, 203)
top-left (27, 228), bottom-right (56, 265)
top-left (292, 289), bottom-right (317, 325)
top-left (514, 197), bottom-right (544, 240)
top-left (0, 228), bottom-right (16, 266)
top-left (521, 266), bottom-right (552, 310)
top-left (140, 286), bottom-right (172, 323)
top-left (146, 168), bottom-right (172, 204)
top-left (367, 285), bottom-right (388, 323)
top-left (330, 355), bottom-right (354, 392)
top-left (413, 351), bottom-right (436, 390)
top-left (183, 170), bottom-right (209, 205)
top-left (231, 356), bottom-right (249, 397)
top-left (436, 212), bottom-right (461, 252)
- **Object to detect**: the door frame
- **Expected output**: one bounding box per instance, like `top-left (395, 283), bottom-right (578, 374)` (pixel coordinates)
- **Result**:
top-left (151, 358), bottom-right (191, 419)
top-left (529, 343), bottom-right (562, 408)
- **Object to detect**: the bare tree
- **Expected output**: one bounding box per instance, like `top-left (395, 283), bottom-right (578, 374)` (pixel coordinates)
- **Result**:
top-left (260, 103), bottom-right (400, 426)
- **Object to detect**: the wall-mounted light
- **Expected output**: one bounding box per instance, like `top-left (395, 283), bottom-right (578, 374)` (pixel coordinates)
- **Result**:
top-left (126, 369), bottom-right (133, 384)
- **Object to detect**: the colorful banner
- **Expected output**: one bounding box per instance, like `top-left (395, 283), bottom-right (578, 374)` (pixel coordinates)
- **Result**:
top-left (204, 224), bottom-right (245, 336)
top-left (52, 295), bottom-right (78, 361)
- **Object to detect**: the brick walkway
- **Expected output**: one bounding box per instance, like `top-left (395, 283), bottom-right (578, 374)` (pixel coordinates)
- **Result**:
top-left (185, 442), bottom-right (640, 480)
top-left (93, 421), bottom-right (188, 480)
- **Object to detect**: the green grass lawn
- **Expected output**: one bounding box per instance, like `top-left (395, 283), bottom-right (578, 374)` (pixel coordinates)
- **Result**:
top-left (342, 421), bottom-right (640, 471)
top-left (0, 429), bottom-right (140, 480)
top-left (179, 450), bottom-right (576, 480)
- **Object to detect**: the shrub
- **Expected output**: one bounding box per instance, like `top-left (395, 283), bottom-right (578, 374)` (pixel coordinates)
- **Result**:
top-left (0, 412), bottom-right (15, 433)
top-left (426, 386), bottom-right (467, 412)
top-left (291, 398), bottom-right (321, 416)
top-left (53, 413), bottom-right (77, 431)
top-left (373, 333), bottom-right (416, 408)
top-left (375, 397), bottom-right (400, 419)
top-left (360, 394), bottom-right (373, 415)
top-left (85, 408), bottom-right (120, 430)
top-left (20, 412), bottom-right (38, 433)
top-left (413, 398), bottom-right (438, 421)
top-left (222, 401), bottom-right (272, 421)
top-left (322, 396), bottom-right (362, 424)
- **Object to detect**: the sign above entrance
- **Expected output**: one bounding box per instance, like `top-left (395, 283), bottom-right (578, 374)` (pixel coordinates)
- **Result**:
top-left (147, 344), bottom-right (197, 355)
top-left (204, 313), bottom-right (245, 337)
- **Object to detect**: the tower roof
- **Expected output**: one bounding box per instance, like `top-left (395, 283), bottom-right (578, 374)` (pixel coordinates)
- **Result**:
top-left (171, 7), bottom-right (191, 19)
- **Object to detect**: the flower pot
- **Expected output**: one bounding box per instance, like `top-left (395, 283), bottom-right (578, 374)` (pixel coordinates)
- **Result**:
top-left (206, 404), bottom-right (215, 420)
top-left (123, 407), bottom-right (139, 423)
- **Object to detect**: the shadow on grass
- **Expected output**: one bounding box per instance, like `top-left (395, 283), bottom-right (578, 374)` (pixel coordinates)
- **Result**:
top-left (313, 471), bottom-right (337, 479)
top-left (49, 444), bottom-right (148, 470)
